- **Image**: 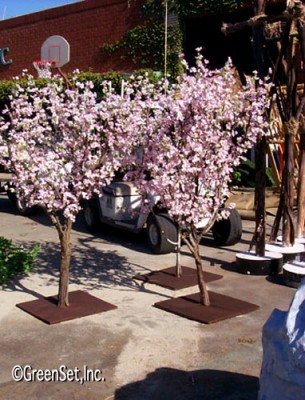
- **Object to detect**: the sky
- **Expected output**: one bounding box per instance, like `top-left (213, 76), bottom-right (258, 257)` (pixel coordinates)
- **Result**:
top-left (0, 0), bottom-right (82, 20)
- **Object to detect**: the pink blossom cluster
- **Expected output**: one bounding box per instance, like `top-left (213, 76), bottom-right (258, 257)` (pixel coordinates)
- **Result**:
top-left (124, 56), bottom-right (272, 226)
top-left (0, 74), bottom-right (137, 220)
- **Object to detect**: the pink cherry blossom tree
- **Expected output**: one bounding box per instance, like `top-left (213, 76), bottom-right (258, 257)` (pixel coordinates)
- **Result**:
top-left (129, 54), bottom-right (273, 306)
top-left (0, 73), bottom-right (136, 307)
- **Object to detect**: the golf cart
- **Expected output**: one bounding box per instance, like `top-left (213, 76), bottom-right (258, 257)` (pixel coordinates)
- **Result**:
top-left (83, 180), bottom-right (242, 254)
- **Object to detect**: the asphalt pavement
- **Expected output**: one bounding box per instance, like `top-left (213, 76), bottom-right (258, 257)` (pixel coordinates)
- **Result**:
top-left (0, 192), bottom-right (297, 400)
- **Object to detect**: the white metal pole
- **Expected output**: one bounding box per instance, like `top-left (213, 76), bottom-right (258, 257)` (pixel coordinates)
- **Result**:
top-left (164, 0), bottom-right (168, 79)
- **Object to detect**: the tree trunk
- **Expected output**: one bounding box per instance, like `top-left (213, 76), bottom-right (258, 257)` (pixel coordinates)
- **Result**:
top-left (57, 218), bottom-right (72, 307)
top-left (186, 227), bottom-right (210, 306)
top-left (175, 226), bottom-right (182, 278)
top-left (296, 6), bottom-right (305, 238)
top-left (194, 251), bottom-right (210, 307)
top-left (270, 13), bottom-right (298, 245)
top-left (252, 0), bottom-right (267, 256)
top-left (282, 118), bottom-right (297, 246)
top-left (270, 183), bottom-right (285, 242)
top-left (254, 135), bottom-right (267, 256)
top-left (270, 121), bottom-right (296, 245)
top-left (297, 129), bottom-right (305, 238)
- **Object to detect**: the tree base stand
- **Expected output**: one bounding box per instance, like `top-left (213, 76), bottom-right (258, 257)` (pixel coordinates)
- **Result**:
top-left (134, 266), bottom-right (222, 290)
top-left (236, 251), bottom-right (283, 275)
top-left (283, 261), bottom-right (305, 288)
top-left (154, 291), bottom-right (259, 324)
top-left (277, 236), bottom-right (305, 245)
top-left (16, 290), bottom-right (117, 324)
top-left (265, 243), bottom-right (304, 263)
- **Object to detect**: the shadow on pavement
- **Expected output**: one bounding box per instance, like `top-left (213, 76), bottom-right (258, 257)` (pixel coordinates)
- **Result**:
top-left (2, 237), bottom-right (143, 298)
top-left (115, 367), bottom-right (259, 400)
top-left (1, 192), bottom-right (154, 255)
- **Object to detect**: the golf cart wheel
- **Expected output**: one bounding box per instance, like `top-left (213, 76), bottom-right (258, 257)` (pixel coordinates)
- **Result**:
top-left (212, 208), bottom-right (242, 246)
top-left (84, 199), bottom-right (100, 232)
top-left (146, 213), bottom-right (178, 254)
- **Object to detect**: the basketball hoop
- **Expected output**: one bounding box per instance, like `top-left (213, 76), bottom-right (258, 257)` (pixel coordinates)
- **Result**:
top-left (33, 60), bottom-right (54, 78)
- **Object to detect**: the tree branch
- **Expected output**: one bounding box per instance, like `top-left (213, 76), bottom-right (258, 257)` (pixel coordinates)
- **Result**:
top-left (221, 14), bottom-right (287, 36)
top-left (221, 1), bottom-right (305, 37)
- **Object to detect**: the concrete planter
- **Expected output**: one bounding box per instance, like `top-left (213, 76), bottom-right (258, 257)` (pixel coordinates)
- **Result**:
top-left (283, 261), bottom-right (305, 288)
top-left (265, 242), bottom-right (304, 263)
top-left (236, 251), bottom-right (283, 275)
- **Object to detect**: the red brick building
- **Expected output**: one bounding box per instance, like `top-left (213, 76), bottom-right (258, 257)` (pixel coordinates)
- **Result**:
top-left (0, 0), bottom-right (146, 80)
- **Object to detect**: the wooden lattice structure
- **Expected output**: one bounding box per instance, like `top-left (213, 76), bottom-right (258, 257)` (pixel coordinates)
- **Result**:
top-left (267, 86), bottom-right (304, 192)
top-left (223, 0), bottom-right (305, 253)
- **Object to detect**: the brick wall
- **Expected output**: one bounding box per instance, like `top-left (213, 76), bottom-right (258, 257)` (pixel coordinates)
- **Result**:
top-left (0, 0), bottom-right (146, 80)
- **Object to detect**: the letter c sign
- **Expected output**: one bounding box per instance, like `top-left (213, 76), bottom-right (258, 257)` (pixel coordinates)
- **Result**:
top-left (0, 47), bottom-right (12, 65)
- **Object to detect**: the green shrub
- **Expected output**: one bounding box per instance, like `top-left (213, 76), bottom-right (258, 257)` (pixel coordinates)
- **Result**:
top-left (0, 70), bottom-right (164, 111)
top-left (175, 0), bottom-right (245, 17)
top-left (232, 159), bottom-right (276, 188)
top-left (101, 23), bottom-right (182, 79)
top-left (0, 237), bottom-right (40, 285)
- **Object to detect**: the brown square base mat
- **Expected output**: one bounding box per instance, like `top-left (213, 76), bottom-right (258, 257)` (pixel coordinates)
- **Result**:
top-left (16, 290), bottom-right (117, 325)
top-left (134, 266), bottom-right (222, 290)
top-left (154, 292), bottom-right (259, 324)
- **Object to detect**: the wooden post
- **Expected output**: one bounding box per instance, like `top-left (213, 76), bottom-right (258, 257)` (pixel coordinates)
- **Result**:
top-left (297, 127), bottom-right (305, 237)
top-left (282, 119), bottom-right (297, 246)
top-left (253, 0), bottom-right (267, 256)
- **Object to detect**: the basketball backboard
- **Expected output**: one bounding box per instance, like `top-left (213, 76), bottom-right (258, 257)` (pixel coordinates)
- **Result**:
top-left (41, 35), bottom-right (70, 68)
